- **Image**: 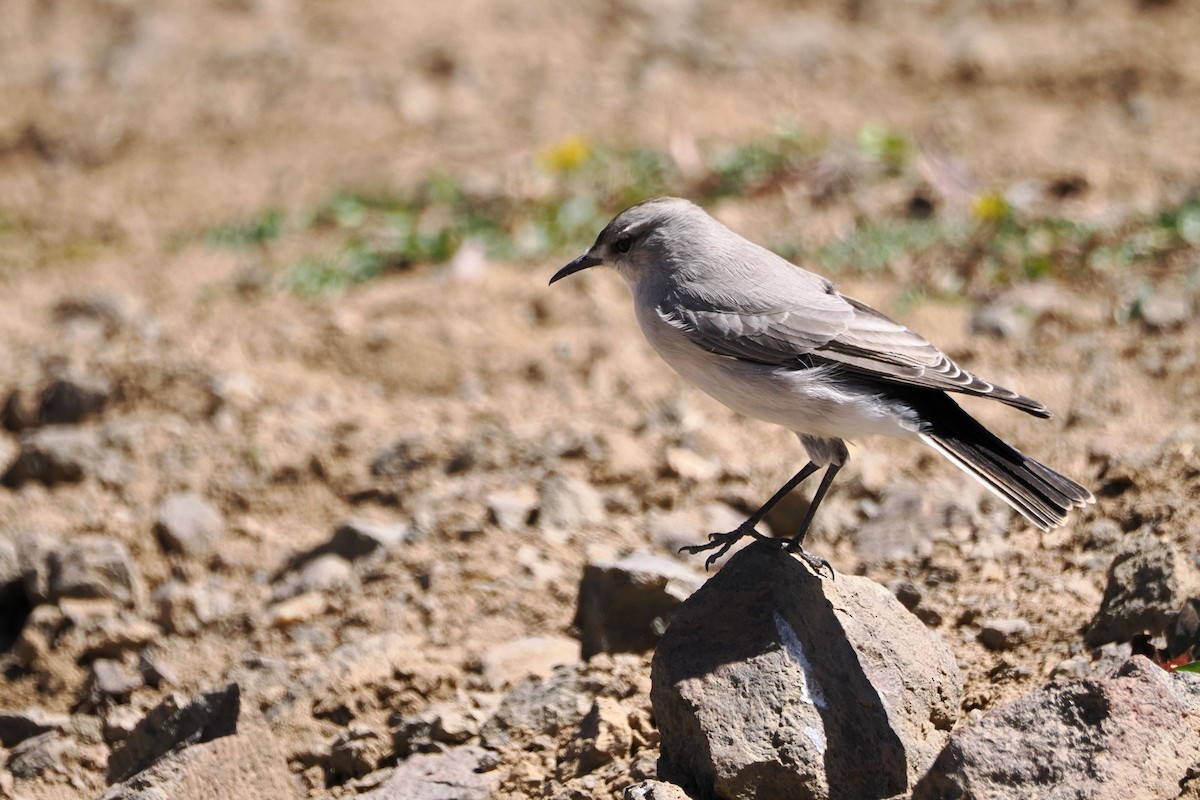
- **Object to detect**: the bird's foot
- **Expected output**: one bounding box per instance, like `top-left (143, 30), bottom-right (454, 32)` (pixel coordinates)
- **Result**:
top-left (679, 525), bottom-right (775, 571)
top-left (783, 538), bottom-right (835, 579)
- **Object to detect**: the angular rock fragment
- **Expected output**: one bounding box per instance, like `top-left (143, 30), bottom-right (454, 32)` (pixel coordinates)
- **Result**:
top-left (38, 375), bottom-right (111, 425)
top-left (23, 533), bottom-right (140, 607)
top-left (358, 746), bottom-right (495, 800)
top-left (107, 683), bottom-right (241, 784)
top-left (575, 552), bottom-right (702, 659)
top-left (652, 542), bottom-right (960, 800)
top-left (2, 427), bottom-right (103, 487)
top-left (1086, 532), bottom-right (1200, 646)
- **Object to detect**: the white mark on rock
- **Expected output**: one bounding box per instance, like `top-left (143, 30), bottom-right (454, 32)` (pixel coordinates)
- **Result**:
top-left (773, 610), bottom-right (827, 709)
top-left (802, 725), bottom-right (826, 753)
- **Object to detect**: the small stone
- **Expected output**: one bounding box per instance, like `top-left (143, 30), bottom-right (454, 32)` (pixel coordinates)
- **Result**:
top-left (0, 709), bottom-right (70, 747)
top-left (624, 780), bottom-right (693, 800)
top-left (38, 375), bottom-right (111, 425)
top-left (155, 492), bottom-right (226, 556)
top-left (575, 552), bottom-right (703, 659)
top-left (329, 726), bottom-right (389, 780)
top-left (25, 534), bottom-right (140, 607)
top-left (138, 651), bottom-right (180, 688)
top-left (91, 658), bottom-right (144, 699)
top-left (891, 579), bottom-right (923, 610)
top-left (357, 746), bottom-right (495, 800)
top-left (1, 389), bottom-right (37, 432)
top-left (103, 706), bottom-right (143, 743)
top-left (326, 518), bottom-right (412, 560)
top-left (7, 731), bottom-right (75, 779)
top-left (1139, 291), bottom-right (1191, 330)
top-left (663, 447), bottom-right (720, 483)
top-left (292, 553), bottom-right (355, 595)
top-left (393, 698), bottom-right (498, 756)
top-left (978, 618), bottom-right (1033, 651)
top-left (486, 488), bottom-right (538, 531)
top-left (559, 697), bottom-right (634, 777)
top-left (480, 667), bottom-right (596, 749)
top-left (1050, 656), bottom-right (1091, 680)
top-left (478, 635), bottom-right (580, 690)
top-left (267, 592), bottom-right (326, 627)
top-left (1, 427), bottom-right (103, 487)
top-left (153, 579), bottom-right (235, 635)
top-left (81, 614), bottom-right (160, 659)
top-left (539, 475), bottom-right (604, 530)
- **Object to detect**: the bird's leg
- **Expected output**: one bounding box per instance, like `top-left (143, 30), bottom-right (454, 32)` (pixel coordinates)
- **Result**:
top-left (784, 463), bottom-right (841, 578)
top-left (679, 462), bottom-right (820, 570)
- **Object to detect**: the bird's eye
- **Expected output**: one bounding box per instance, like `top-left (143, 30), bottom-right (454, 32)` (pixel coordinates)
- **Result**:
top-left (613, 236), bottom-right (634, 254)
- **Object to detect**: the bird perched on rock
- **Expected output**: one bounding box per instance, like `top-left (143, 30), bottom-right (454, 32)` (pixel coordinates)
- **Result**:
top-left (550, 197), bottom-right (1093, 573)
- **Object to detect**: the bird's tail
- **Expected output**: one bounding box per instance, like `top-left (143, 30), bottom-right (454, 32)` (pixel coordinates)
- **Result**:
top-left (917, 397), bottom-right (1094, 530)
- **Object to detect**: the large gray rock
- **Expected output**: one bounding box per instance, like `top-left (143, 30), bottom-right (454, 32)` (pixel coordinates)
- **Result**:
top-left (575, 552), bottom-right (703, 659)
top-left (652, 542), bottom-right (960, 800)
top-left (1086, 533), bottom-right (1200, 646)
top-left (913, 657), bottom-right (1200, 800)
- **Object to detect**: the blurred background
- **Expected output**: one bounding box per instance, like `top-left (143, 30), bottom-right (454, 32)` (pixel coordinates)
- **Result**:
top-left (1, 1), bottom-right (1199, 798)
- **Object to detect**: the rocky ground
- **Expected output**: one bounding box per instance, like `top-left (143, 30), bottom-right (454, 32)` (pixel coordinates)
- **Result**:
top-left (2, 1), bottom-right (1200, 798)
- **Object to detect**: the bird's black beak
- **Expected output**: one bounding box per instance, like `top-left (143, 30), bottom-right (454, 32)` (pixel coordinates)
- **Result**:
top-left (549, 253), bottom-right (602, 285)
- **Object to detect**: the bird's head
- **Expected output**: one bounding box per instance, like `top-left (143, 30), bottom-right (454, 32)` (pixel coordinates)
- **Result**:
top-left (549, 197), bottom-right (710, 289)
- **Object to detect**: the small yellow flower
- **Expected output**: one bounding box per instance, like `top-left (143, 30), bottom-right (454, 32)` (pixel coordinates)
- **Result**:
top-left (537, 135), bottom-right (592, 174)
top-left (972, 192), bottom-right (1011, 223)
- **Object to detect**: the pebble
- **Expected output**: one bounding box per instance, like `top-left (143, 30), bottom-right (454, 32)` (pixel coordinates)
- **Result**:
top-left (326, 518), bottom-right (412, 560)
top-left (539, 475), bottom-right (605, 530)
top-left (38, 375), bottom-right (111, 425)
top-left (153, 579), bottom-right (235, 635)
top-left (1139, 291), bottom-right (1191, 330)
top-left (267, 592), bottom-right (327, 627)
top-left (103, 706), bottom-right (143, 744)
top-left (7, 731), bottom-right (75, 779)
top-left (1, 427), bottom-right (104, 487)
top-left (486, 488), bottom-right (538, 531)
top-left (978, 618), bottom-right (1034, 651)
top-left (25, 534), bottom-right (141, 607)
top-left (663, 447), bottom-right (720, 483)
top-left (155, 491), bottom-right (226, 556)
top-left (0, 709), bottom-right (70, 748)
top-left (478, 635), bottom-right (580, 690)
top-left (91, 658), bottom-right (144, 699)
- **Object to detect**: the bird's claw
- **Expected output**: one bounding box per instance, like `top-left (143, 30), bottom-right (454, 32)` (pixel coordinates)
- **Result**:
top-left (678, 530), bottom-right (742, 571)
top-left (679, 525), bottom-right (777, 571)
top-left (784, 539), bottom-right (836, 579)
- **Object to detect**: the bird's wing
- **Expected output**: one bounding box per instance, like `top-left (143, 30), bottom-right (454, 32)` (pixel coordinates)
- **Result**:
top-left (660, 281), bottom-right (1049, 417)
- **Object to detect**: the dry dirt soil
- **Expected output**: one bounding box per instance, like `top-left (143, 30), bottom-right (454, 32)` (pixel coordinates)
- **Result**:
top-left (1, 1), bottom-right (1199, 798)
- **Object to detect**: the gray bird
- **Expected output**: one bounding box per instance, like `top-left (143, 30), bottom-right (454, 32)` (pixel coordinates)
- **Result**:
top-left (550, 197), bottom-right (1093, 572)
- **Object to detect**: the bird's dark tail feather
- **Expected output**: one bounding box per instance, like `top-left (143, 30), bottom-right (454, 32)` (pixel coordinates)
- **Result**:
top-left (917, 399), bottom-right (1094, 530)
